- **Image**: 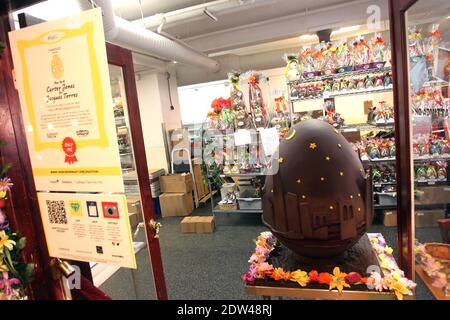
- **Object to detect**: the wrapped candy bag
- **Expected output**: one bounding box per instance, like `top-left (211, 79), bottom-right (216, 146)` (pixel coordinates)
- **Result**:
top-left (229, 72), bottom-right (252, 130)
top-left (271, 96), bottom-right (290, 138)
top-left (284, 54), bottom-right (302, 81)
top-left (335, 40), bottom-right (353, 72)
top-left (408, 26), bottom-right (424, 57)
top-left (370, 33), bottom-right (387, 67)
top-left (322, 41), bottom-right (337, 75)
top-left (424, 24), bottom-right (441, 78)
top-left (247, 72), bottom-right (268, 129)
top-left (300, 46), bottom-right (316, 76)
top-left (353, 36), bottom-right (371, 69)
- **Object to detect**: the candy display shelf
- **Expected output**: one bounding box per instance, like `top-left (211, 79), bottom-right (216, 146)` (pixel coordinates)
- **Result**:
top-left (287, 66), bottom-right (392, 84)
top-left (362, 155), bottom-right (450, 164)
top-left (290, 87), bottom-right (393, 102)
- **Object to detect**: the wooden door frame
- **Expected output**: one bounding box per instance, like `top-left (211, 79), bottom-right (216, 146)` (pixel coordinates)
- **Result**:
top-left (0, 4), bottom-right (168, 299)
top-left (388, 0), bottom-right (417, 279)
top-left (0, 15), bottom-right (64, 300)
top-left (106, 42), bottom-right (168, 300)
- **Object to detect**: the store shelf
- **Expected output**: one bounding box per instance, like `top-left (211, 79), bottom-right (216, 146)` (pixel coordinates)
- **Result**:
top-left (290, 87), bottom-right (393, 102)
top-left (415, 179), bottom-right (448, 186)
top-left (213, 205), bottom-right (263, 214)
top-left (287, 66), bottom-right (392, 84)
top-left (219, 173), bottom-right (265, 178)
top-left (362, 155), bottom-right (450, 164)
top-left (120, 152), bottom-right (133, 156)
top-left (340, 122), bottom-right (394, 132)
top-left (373, 182), bottom-right (396, 187)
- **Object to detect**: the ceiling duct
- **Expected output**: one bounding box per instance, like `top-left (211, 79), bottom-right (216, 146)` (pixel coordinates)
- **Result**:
top-left (79, 0), bottom-right (220, 72)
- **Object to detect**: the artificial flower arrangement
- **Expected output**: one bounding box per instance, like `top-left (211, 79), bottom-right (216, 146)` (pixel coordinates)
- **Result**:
top-left (206, 97), bottom-right (233, 131)
top-left (415, 241), bottom-right (449, 289)
top-left (242, 231), bottom-right (416, 300)
top-left (0, 141), bottom-right (34, 300)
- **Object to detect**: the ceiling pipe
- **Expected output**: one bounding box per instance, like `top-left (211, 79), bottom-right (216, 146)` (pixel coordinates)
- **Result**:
top-left (78, 0), bottom-right (220, 72)
top-left (132, 0), bottom-right (231, 29)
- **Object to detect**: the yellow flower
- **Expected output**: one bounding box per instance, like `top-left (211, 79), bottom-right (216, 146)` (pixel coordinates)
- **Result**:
top-left (389, 279), bottom-right (411, 300)
top-left (290, 270), bottom-right (310, 287)
top-left (0, 191), bottom-right (6, 199)
top-left (378, 253), bottom-right (386, 260)
top-left (370, 238), bottom-right (378, 244)
top-left (0, 231), bottom-right (16, 252)
top-left (385, 246), bottom-right (393, 255)
top-left (0, 260), bottom-right (8, 272)
top-left (329, 267), bottom-right (350, 294)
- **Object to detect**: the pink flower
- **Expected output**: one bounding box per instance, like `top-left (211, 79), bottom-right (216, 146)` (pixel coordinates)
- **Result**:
top-left (367, 272), bottom-right (388, 292)
top-left (0, 272), bottom-right (20, 296)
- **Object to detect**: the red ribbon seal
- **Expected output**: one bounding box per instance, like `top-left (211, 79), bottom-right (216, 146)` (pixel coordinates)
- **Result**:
top-left (62, 137), bottom-right (78, 164)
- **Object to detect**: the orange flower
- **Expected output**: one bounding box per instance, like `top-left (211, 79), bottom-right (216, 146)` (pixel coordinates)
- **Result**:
top-left (308, 270), bottom-right (319, 282)
top-left (329, 267), bottom-right (350, 294)
top-left (318, 272), bottom-right (333, 285)
top-left (271, 267), bottom-right (291, 281)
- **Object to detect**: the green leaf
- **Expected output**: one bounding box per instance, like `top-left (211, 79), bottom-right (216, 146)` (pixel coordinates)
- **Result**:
top-left (17, 237), bottom-right (27, 250)
top-left (0, 162), bottom-right (12, 176)
top-left (4, 248), bottom-right (18, 274)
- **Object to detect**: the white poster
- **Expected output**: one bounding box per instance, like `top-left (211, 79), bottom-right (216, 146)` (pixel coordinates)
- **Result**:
top-left (37, 192), bottom-right (136, 269)
top-left (9, 9), bottom-right (124, 192)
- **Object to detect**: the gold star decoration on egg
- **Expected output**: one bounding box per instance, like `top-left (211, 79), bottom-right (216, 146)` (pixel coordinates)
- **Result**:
top-left (325, 156), bottom-right (331, 161)
top-left (337, 143), bottom-right (342, 148)
top-left (302, 195), bottom-right (306, 199)
top-left (278, 157), bottom-right (284, 163)
top-left (320, 177), bottom-right (325, 181)
top-left (296, 179), bottom-right (301, 184)
top-left (309, 143), bottom-right (317, 150)
top-left (339, 171), bottom-right (344, 176)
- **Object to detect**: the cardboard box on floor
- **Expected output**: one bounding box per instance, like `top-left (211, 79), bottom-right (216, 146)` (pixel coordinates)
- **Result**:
top-left (160, 192), bottom-right (194, 217)
top-left (383, 210), bottom-right (397, 227)
top-left (180, 216), bottom-right (215, 233)
top-left (160, 173), bottom-right (193, 193)
top-left (126, 195), bottom-right (143, 229)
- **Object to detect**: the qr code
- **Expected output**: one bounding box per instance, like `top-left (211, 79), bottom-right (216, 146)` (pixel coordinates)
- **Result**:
top-left (46, 200), bottom-right (68, 224)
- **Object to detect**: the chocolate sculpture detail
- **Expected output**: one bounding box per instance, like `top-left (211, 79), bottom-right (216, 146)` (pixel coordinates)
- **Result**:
top-left (262, 119), bottom-right (373, 258)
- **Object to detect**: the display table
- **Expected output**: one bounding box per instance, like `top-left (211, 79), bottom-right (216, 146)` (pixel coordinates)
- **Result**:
top-left (416, 265), bottom-right (450, 300)
top-left (245, 284), bottom-right (407, 300)
top-left (242, 232), bottom-right (415, 300)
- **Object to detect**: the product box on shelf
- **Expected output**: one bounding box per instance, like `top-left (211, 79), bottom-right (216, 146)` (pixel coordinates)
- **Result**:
top-left (160, 173), bottom-right (193, 193)
top-left (415, 186), bottom-right (450, 205)
top-left (159, 192), bottom-right (194, 217)
top-left (383, 210), bottom-right (397, 227)
top-left (180, 216), bottom-right (215, 233)
top-left (237, 198), bottom-right (262, 210)
top-left (415, 210), bottom-right (445, 228)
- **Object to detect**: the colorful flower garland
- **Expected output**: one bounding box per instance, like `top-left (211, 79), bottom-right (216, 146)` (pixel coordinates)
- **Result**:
top-left (0, 142), bottom-right (34, 300)
top-left (415, 242), bottom-right (448, 289)
top-left (242, 232), bottom-right (416, 300)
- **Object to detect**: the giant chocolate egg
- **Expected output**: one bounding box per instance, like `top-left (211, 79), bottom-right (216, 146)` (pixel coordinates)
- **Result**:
top-left (262, 119), bottom-right (373, 258)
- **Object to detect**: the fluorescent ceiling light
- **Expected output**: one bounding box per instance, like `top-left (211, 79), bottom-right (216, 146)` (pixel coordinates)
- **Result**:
top-left (14, 0), bottom-right (81, 22)
top-left (299, 34), bottom-right (317, 40)
top-left (332, 25), bottom-right (360, 34)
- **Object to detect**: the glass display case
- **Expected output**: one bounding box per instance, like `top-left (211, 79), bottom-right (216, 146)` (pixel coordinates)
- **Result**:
top-left (405, 0), bottom-right (450, 299)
